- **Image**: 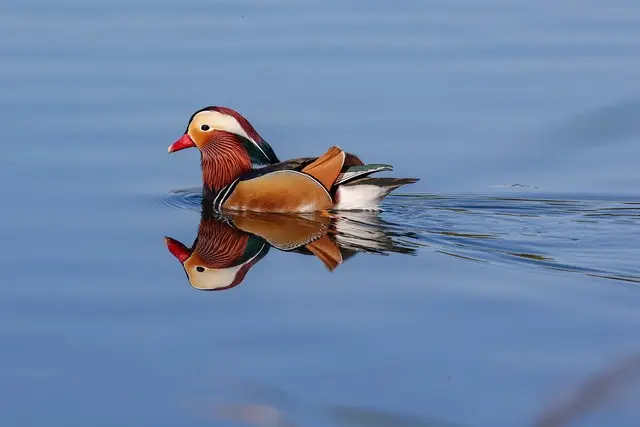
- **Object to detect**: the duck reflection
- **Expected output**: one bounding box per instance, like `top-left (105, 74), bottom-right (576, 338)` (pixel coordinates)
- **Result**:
top-left (164, 203), bottom-right (416, 291)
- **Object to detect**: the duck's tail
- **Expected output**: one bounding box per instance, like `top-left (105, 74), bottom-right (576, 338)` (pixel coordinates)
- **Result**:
top-left (299, 146), bottom-right (419, 211)
top-left (333, 176), bottom-right (419, 211)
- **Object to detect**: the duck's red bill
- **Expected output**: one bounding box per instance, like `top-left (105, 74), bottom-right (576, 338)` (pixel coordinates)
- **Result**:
top-left (164, 237), bottom-right (191, 263)
top-left (168, 134), bottom-right (196, 153)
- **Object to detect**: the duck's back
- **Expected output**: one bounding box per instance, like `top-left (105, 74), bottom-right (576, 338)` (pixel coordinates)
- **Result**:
top-left (211, 146), bottom-right (417, 212)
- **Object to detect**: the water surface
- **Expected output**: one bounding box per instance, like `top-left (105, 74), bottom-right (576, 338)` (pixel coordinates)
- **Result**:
top-left (2, 1), bottom-right (640, 426)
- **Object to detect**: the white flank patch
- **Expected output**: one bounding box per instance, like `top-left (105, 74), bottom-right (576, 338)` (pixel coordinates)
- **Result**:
top-left (334, 184), bottom-right (391, 211)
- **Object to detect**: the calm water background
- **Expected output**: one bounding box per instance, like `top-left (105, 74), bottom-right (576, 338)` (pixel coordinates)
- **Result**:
top-left (2, 1), bottom-right (640, 426)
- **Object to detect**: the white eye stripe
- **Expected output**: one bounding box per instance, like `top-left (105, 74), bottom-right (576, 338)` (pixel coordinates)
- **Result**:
top-left (191, 111), bottom-right (268, 158)
top-left (185, 244), bottom-right (266, 290)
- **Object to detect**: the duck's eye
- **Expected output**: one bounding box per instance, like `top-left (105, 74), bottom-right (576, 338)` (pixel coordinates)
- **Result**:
top-left (196, 266), bottom-right (205, 272)
top-left (200, 124), bottom-right (210, 131)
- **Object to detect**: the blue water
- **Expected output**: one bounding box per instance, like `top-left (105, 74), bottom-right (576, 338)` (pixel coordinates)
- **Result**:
top-left (2, 1), bottom-right (640, 426)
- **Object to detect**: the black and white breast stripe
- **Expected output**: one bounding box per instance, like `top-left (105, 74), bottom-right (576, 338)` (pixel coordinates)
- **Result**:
top-left (212, 178), bottom-right (241, 210)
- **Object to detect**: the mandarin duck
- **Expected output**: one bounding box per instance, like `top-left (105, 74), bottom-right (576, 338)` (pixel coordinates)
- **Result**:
top-left (164, 207), bottom-right (347, 291)
top-left (168, 106), bottom-right (418, 212)
top-left (165, 205), bottom-right (416, 291)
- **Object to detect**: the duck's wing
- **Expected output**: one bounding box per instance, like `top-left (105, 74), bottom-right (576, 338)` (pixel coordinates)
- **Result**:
top-left (259, 151), bottom-right (392, 190)
top-left (247, 150), bottom-right (363, 178)
top-left (214, 147), bottom-right (363, 212)
top-left (300, 146), bottom-right (346, 190)
top-left (334, 164), bottom-right (394, 186)
top-left (248, 157), bottom-right (316, 176)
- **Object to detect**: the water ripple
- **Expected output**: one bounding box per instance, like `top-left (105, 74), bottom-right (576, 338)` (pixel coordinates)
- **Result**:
top-left (161, 189), bottom-right (640, 284)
